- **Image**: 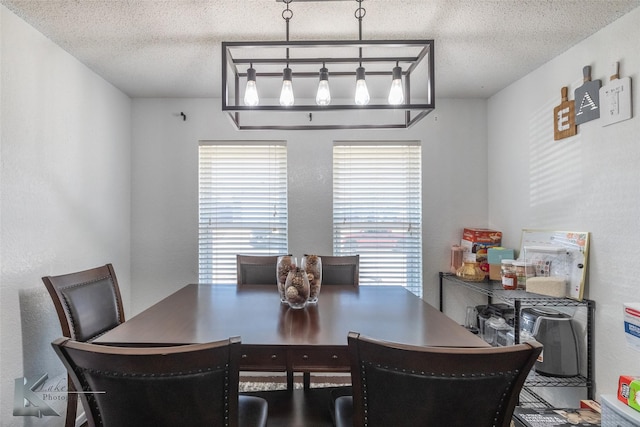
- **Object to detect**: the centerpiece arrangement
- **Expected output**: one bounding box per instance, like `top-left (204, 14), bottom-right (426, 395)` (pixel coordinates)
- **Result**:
top-left (276, 254), bottom-right (323, 309)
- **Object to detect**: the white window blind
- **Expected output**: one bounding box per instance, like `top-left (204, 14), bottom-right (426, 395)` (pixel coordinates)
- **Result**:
top-left (199, 142), bottom-right (288, 284)
top-left (333, 142), bottom-right (423, 297)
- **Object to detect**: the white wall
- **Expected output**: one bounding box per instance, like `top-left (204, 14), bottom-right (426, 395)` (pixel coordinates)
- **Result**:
top-left (488, 6), bottom-right (640, 403)
top-left (130, 98), bottom-right (488, 314)
top-left (0, 6), bottom-right (131, 426)
top-left (8, 0), bottom-right (638, 422)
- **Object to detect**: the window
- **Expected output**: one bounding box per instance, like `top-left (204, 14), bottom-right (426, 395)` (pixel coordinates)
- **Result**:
top-left (333, 142), bottom-right (422, 297)
top-left (199, 142), bottom-right (288, 284)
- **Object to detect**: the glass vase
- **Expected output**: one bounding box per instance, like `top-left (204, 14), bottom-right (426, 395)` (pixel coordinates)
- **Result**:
top-left (301, 255), bottom-right (322, 303)
top-left (276, 255), bottom-right (296, 303)
top-left (284, 267), bottom-right (310, 309)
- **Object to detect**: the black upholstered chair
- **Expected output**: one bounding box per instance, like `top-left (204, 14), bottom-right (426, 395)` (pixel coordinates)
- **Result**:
top-left (302, 254), bottom-right (360, 389)
top-left (334, 332), bottom-right (543, 427)
top-left (42, 263), bottom-right (125, 427)
top-left (318, 254), bottom-right (359, 286)
top-left (237, 254), bottom-right (296, 389)
top-left (52, 337), bottom-right (268, 427)
top-left (236, 254), bottom-right (285, 285)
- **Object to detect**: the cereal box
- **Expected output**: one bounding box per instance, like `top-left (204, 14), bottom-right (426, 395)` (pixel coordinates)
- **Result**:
top-left (462, 228), bottom-right (502, 244)
top-left (461, 228), bottom-right (502, 275)
top-left (618, 375), bottom-right (640, 412)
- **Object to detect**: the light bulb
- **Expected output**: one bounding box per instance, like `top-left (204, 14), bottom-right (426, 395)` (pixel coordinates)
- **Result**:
top-left (244, 67), bottom-right (259, 106)
top-left (316, 67), bottom-right (331, 106)
top-left (244, 80), bottom-right (259, 106)
top-left (354, 66), bottom-right (370, 106)
top-left (388, 65), bottom-right (404, 105)
top-left (279, 67), bottom-right (294, 106)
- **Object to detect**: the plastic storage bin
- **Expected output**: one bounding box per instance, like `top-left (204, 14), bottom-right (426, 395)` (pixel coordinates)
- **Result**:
top-left (484, 316), bottom-right (511, 346)
top-left (601, 394), bottom-right (640, 427)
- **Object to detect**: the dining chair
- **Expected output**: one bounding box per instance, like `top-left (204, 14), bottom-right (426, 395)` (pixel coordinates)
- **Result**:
top-left (42, 263), bottom-right (125, 427)
top-left (333, 332), bottom-right (543, 427)
top-left (237, 254), bottom-right (289, 285)
top-left (236, 254), bottom-right (298, 389)
top-left (317, 254), bottom-right (359, 286)
top-left (51, 336), bottom-right (269, 427)
top-left (302, 254), bottom-right (360, 389)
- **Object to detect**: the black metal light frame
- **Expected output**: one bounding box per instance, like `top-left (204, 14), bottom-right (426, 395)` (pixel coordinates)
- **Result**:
top-left (221, 39), bottom-right (435, 130)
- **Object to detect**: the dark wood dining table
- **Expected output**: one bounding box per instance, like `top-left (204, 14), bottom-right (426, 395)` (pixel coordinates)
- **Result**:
top-left (95, 284), bottom-right (489, 426)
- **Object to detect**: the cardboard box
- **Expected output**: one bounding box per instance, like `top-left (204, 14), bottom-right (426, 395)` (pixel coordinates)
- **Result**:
top-left (461, 229), bottom-right (502, 275)
top-left (580, 400), bottom-right (601, 413)
top-left (460, 240), bottom-right (501, 274)
top-left (487, 247), bottom-right (514, 264)
top-left (489, 264), bottom-right (502, 281)
top-left (624, 303), bottom-right (640, 352)
top-left (462, 228), bottom-right (502, 244)
top-left (618, 375), bottom-right (640, 412)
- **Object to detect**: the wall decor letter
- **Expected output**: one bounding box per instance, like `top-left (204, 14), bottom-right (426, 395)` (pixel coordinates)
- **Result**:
top-left (574, 65), bottom-right (601, 125)
top-left (600, 61), bottom-right (633, 126)
top-left (553, 87), bottom-right (577, 140)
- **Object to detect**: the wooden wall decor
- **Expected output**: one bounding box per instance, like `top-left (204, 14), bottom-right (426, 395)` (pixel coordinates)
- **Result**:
top-left (554, 86), bottom-right (577, 140)
top-left (574, 65), bottom-right (601, 125)
top-left (600, 61), bottom-right (633, 126)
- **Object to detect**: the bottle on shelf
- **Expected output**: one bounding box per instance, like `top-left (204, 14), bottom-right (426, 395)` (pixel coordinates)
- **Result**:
top-left (500, 259), bottom-right (517, 290)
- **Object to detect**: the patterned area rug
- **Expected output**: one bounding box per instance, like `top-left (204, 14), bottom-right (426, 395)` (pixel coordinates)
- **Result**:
top-left (239, 375), bottom-right (351, 392)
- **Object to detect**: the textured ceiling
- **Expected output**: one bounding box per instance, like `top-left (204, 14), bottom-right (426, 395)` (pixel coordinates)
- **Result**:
top-left (2, 0), bottom-right (639, 99)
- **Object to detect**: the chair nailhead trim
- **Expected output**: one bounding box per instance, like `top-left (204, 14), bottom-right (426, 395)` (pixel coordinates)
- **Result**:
top-left (359, 361), bottom-right (521, 427)
top-left (77, 364), bottom-right (227, 426)
top-left (224, 364), bottom-right (230, 427)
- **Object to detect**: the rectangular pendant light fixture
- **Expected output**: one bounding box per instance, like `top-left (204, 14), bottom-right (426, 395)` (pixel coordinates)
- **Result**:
top-left (221, 39), bottom-right (434, 130)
